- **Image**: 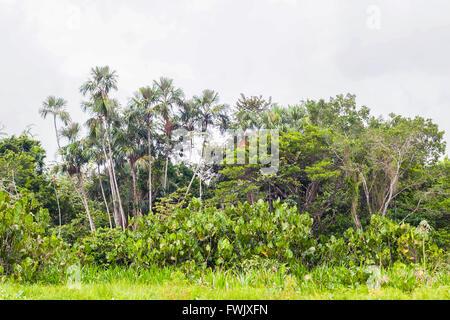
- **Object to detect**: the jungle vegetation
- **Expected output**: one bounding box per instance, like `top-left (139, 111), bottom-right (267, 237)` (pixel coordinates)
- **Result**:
top-left (0, 66), bottom-right (448, 299)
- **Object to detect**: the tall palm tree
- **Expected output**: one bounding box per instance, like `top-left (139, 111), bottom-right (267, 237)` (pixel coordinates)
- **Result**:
top-left (153, 77), bottom-right (184, 194)
top-left (39, 97), bottom-right (70, 236)
top-left (179, 99), bottom-right (201, 158)
top-left (234, 94), bottom-right (272, 131)
top-left (48, 166), bottom-right (63, 236)
top-left (130, 86), bottom-right (158, 212)
top-left (80, 66), bottom-right (126, 231)
top-left (85, 115), bottom-right (120, 227)
top-left (84, 138), bottom-right (113, 229)
top-left (185, 90), bottom-right (229, 198)
top-left (59, 123), bottom-right (96, 232)
top-left (117, 106), bottom-right (147, 217)
top-left (39, 96), bottom-right (71, 151)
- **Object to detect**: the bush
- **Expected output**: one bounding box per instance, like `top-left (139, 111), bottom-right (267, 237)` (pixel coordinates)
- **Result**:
top-left (75, 227), bottom-right (130, 266)
top-left (77, 201), bottom-right (448, 272)
top-left (318, 215), bottom-right (445, 268)
top-left (0, 191), bottom-right (74, 281)
top-left (77, 198), bottom-right (316, 269)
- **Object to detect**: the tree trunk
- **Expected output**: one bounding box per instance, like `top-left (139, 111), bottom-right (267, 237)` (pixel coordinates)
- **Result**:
top-left (381, 164), bottom-right (400, 217)
top-left (53, 115), bottom-right (61, 150)
top-left (351, 178), bottom-right (363, 231)
top-left (98, 165), bottom-right (113, 229)
top-left (359, 170), bottom-right (373, 216)
top-left (106, 129), bottom-right (127, 230)
top-left (76, 172), bottom-right (96, 232)
top-left (99, 95), bottom-right (123, 228)
top-left (130, 158), bottom-right (140, 216)
top-left (101, 139), bottom-right (121, 229)
top-left (186, 163), bottom-right (199, 197)
top-left (148, 127), bottom-right (153, 212)
top-left (185, 133), bottom-right (208, 197)
top-left (164, 146), bottom-right (169, 194)
top-left (52, 181), bottom-right (62, 236)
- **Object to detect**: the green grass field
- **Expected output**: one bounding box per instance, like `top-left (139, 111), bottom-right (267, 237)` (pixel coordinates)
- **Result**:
top-left (1, 265), bottom-right (448, 300)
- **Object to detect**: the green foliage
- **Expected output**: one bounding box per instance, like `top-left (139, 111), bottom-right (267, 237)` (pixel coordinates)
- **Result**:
top-left (0, 191), bottom-right (74, 281)
top-left (76, 228), bottom-right (129, 266)
top-left (2, 263), bottom-right (448, 299)
top-left (77, 199), bottom-right (315, 269)
top-left (1, 65), bottom-right (448, 293)
top-left (0, 134), bottom-right (78, 227)
top-left (319, 215), bottom-right (445, 268)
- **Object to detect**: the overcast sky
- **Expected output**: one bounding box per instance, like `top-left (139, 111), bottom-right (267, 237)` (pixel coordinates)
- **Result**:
top-left (0, 0), bottom-right (449, 160)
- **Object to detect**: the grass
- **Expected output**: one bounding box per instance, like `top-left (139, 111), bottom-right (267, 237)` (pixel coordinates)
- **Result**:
top-left (0, 264), bottom-right (449, 300)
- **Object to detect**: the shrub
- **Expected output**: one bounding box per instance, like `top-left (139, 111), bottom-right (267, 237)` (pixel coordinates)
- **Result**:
top-left (77, 198), bottom-right (316, 269)
top-left (318, 215), bottom-right (445, 268)
top-left (75, 227), bottom-right (131, 266)
top-left (0, 191), bottom-right (74, 281)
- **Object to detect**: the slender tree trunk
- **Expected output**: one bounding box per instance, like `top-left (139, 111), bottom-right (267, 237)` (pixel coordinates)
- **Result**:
top-left (105, 128), bottom-right (127, 230)
top-left (359, 170), bottom-right (373, 216)
top-left (185, 133), bottom-right (208, 197)
top-left (101, 138), bottom-right (121, 228)
top-left (52, 180), bottom-right (62, 236)
top-left (198, 129), bottom-right (208, 200)
top-left (76, 172), bottom-right (96, 232)
top-left (98, 165), bottom-right (113, 229)
top-left (52, 116), bottom-right (64, 235)
top-left (185, 163), bottom-right (199, 197)
top-left (148, 126), bottom-right (153, 212)
top-left (130, 158), bottom-right (140, 216)
top-left (164, 146), bottom-right (169, 194)
top-left (99, 94), bottom-right (122, 228)
top-left (381, 165), bottom-right (399, 217)
top-left (53, 115), bottom-right (61, 150)
top-left (351, 178), bottom-right (362, 231)
top-left (111, 159), bottom-right (126, 230)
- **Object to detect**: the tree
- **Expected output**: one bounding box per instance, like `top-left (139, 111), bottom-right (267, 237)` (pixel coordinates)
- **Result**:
top-left (129, 86), bottom-right (159, 212)
top-left (39, 96), bottom-right (71, 151)
top-left (83, 139), bottom-right (113, 229)
top-left (81, 66), bottom-right (126, 230)
top-left (59, 123), bottom-right (96, 232)
top-left (117, 106), bottom-right (147, 217)
top-left (234, 94), bottom-right (272, 131)
top-left (39, 96), bottom-right (71, 234)
top-left (362, 115), bottom-right (445, 217)
top-left (153, 77), bottom-right (184, 194)
top-left (185, 90), bottom-right (229, 198)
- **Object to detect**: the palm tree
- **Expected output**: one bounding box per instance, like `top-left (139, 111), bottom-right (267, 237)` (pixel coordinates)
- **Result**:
top-left (39, 98), bottom-right (70, 236)
top-left (185, 90), bottom-right (229, 198)
top-left (80, 66), bottom-right (126, 231)
top-left (234, 94), bottom-right (272, 131)
top-left (153, 77), bottom-right (184, 194)
top-left (117, 106), bottom-right (147, 217)
top-left (84, 138), bottom-right (113, 229)
top-left (59, 123), bottom-right (96, 232)
top-left (85, 115), bottom-right (120, 228)
top-left (179, 99), bottom-right (201, 158)
top-left (48, 166), bottom-right (63, 236)
top-left (39, 96), bottom-right (71, 151)
top-left (130, 86), bottom-right (159, 212)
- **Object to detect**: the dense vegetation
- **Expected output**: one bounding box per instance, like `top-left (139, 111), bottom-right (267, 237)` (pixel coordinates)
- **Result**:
top-left (0, 66), bottom-right (448, 299)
